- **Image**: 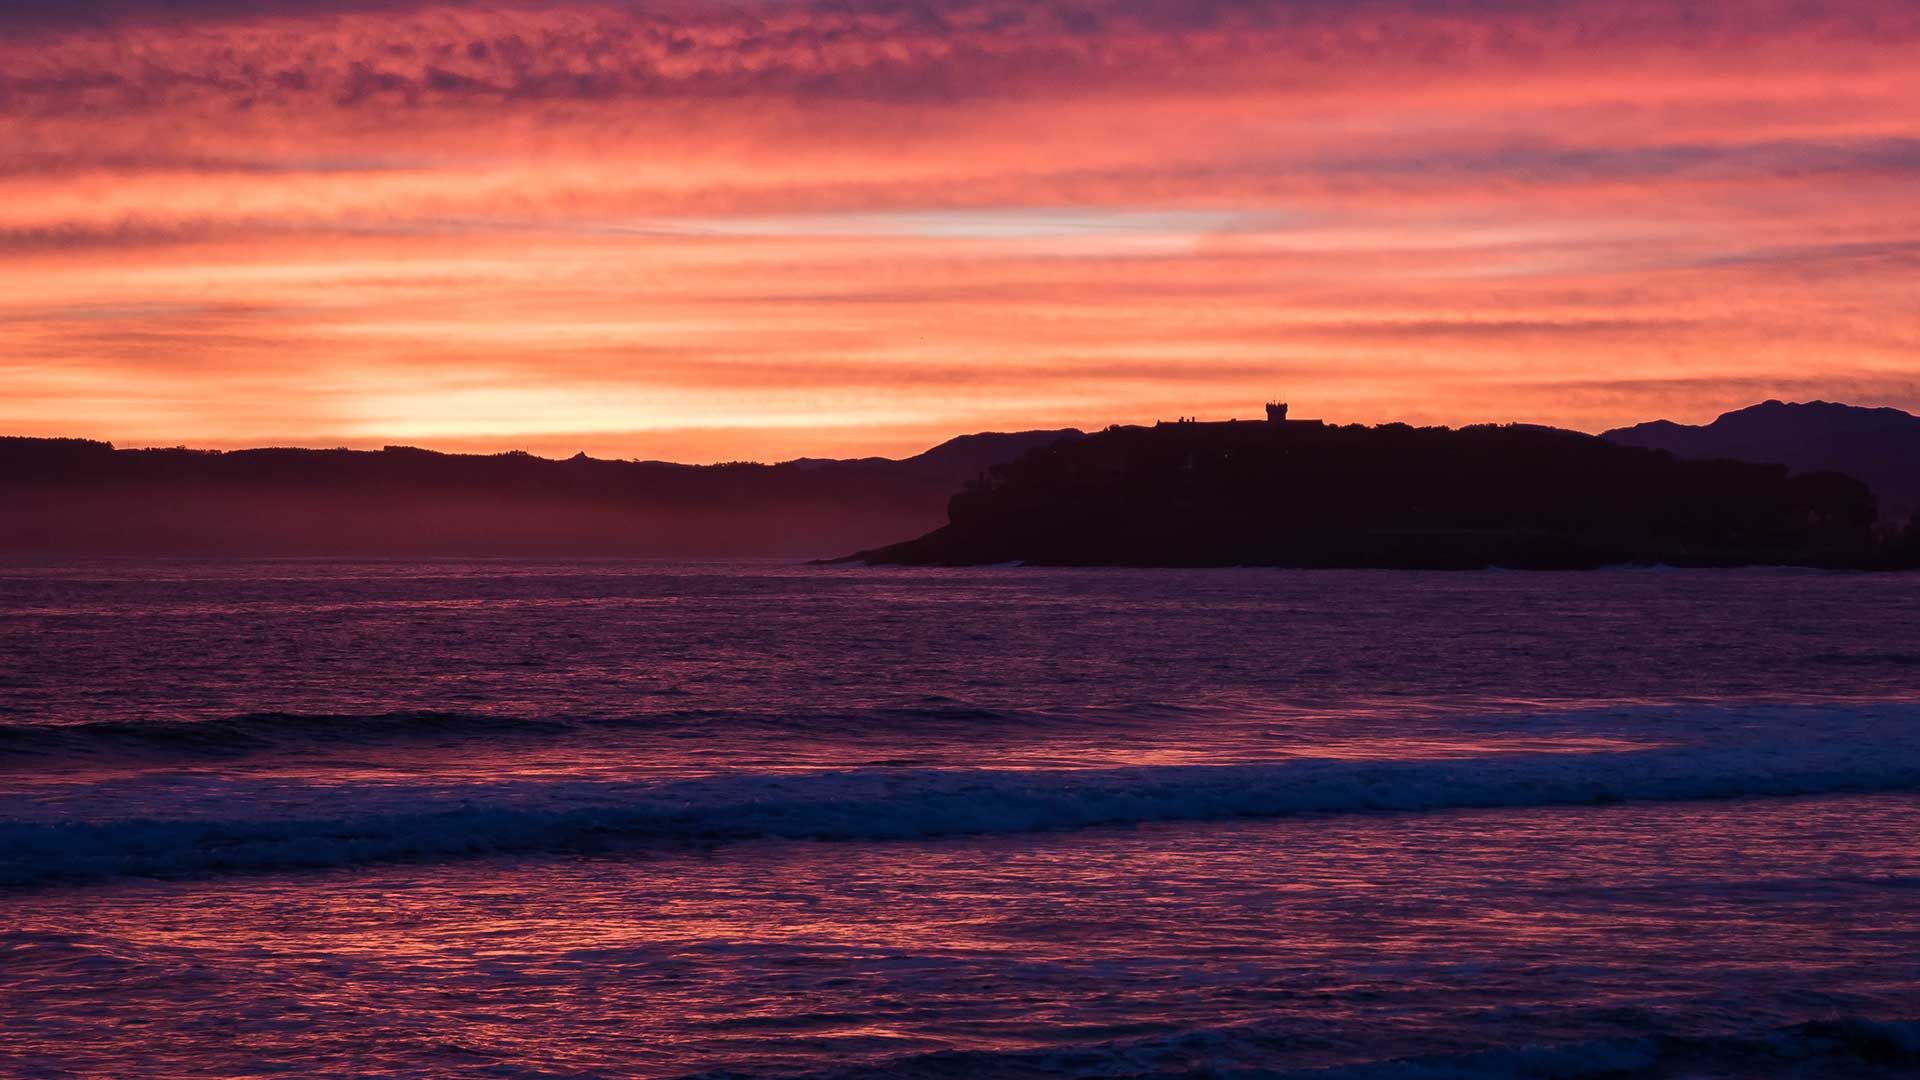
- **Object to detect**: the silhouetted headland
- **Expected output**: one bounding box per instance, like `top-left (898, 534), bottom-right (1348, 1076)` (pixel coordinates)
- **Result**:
top-left (11, 400), bottom-right (1920, 564)
top-left (851, 405), bottom-right (1918, 569)
top-left (0, 430), bottom-right (1080, 556)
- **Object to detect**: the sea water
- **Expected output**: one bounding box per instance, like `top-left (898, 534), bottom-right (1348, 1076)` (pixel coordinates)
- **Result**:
top-left (2, 560), bottom-right (1916, 1077)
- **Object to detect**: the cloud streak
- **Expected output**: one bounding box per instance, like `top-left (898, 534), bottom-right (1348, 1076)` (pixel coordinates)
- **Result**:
top-left (1, 0), bottom-right (1917, 458)
top-left (8, 1), bottom-right (1918, 113)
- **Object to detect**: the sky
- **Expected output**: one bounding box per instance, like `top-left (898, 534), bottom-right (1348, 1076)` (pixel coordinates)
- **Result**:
top-left (1, 0), bottom-right (1917, 462)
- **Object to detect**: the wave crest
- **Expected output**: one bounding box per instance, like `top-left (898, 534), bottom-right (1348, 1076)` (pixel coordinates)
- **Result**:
top-left (6, 739), bottom-right (1919, 886)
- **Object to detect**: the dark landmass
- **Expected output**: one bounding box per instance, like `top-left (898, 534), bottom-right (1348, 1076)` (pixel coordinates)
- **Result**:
top-left (1603, 400), bottom-right (1920, 522)
top-left (10, 399), bottom-right (1918, 564)
top-left (852, 417), bottom-right (1916, 569)
top-left (0, 430), bottom-right (1081, 556)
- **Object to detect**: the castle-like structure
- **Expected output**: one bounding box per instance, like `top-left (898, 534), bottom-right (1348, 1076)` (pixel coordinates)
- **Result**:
top-left (1157, 402), bottom-right (1320, 429)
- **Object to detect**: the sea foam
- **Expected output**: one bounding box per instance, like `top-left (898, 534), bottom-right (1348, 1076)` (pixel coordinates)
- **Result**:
top-left (5, 729), bottom-right (1919, 886)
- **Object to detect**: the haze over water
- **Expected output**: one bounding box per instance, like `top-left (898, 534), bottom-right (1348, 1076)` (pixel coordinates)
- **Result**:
top-left (4, 559), bottom-right (1917, 1077)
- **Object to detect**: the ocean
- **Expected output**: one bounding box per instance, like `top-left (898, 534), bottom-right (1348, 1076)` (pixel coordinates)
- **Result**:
top-left (2, 559), bottom-right (1917, 1077)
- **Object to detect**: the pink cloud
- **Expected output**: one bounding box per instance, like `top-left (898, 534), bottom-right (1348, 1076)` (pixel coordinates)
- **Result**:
top-left (1, 0), bottom-right (1917, 458)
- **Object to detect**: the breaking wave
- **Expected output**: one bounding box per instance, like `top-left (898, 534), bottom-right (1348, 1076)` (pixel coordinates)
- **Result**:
top-left (6, 737), bottom-right (1919, 886)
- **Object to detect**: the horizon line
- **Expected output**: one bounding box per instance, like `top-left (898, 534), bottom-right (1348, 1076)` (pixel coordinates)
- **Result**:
top-left (3, 397), bottom-right (1898, 469)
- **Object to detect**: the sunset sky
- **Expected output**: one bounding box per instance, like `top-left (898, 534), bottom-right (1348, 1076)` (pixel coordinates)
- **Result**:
top-left (2, 0), bottom-right (1917, 462)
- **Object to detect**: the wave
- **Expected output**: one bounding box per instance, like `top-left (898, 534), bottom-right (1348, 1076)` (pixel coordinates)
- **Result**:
top-left (700, 1014), bottom-right (1920, 1080)
top-left (5, 738), bottom-right (1919, 886)
top-left (0, 710), bottom-right (571, 760)
top-left (0, 700), bottom-right (1208, 765)
top-left (6, 699), bottom-right (1913, 767)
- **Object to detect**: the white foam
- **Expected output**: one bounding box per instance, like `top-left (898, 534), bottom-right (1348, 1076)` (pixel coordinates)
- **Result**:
top-left (5, 712), bottom-right (1918, 885)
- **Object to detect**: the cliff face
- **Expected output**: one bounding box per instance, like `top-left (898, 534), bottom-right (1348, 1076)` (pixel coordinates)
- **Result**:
top-left (853, 421), bottom-right (1891, 569)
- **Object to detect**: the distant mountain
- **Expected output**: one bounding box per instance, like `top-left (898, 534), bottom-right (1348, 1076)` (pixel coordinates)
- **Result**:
top-left (1603, 401), bottom-right (1920, 521)
top-left (786, 429), bottom-right (1083, 479)
top-left (851, 419), bottom-right (1901, 569)
top-left (893, 429), bottom-right (1088, 481)
top-left (0, 429), bottom-right (1082, 557)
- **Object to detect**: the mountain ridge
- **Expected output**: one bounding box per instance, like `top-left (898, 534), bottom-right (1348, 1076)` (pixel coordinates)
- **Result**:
top-left (1602, 399), bottom-right (1920, 520)
top-left (0, 429), bottom-right (1085, 557)
top-left (9, 399), bottom-right (1919, 560)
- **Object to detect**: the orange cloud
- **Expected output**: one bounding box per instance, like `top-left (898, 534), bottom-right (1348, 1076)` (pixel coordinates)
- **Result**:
top-left (2, 0), bottom-right (1917, 460)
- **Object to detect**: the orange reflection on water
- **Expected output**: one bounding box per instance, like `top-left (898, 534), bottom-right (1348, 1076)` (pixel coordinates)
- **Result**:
top-left (7, 794), bottom-right (1917, 1076)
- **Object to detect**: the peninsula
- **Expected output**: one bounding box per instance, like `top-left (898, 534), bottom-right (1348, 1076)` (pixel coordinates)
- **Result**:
top-left (850, 405), bottom-right (1916, 569)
